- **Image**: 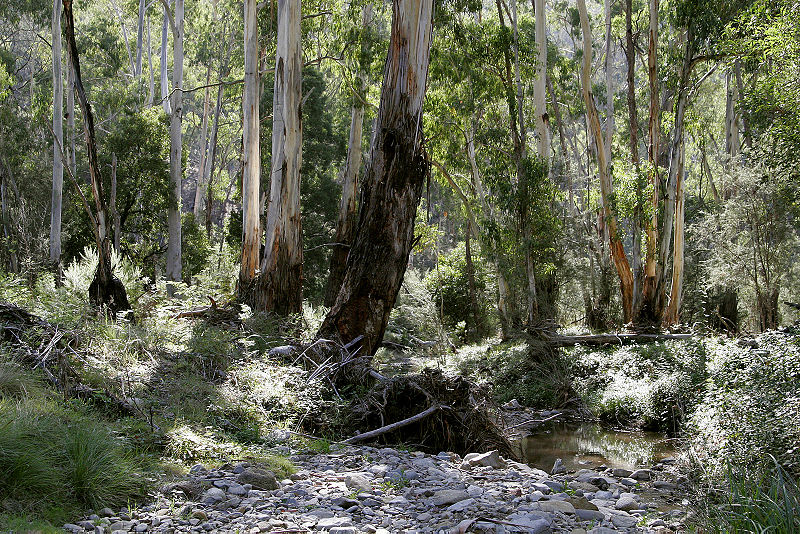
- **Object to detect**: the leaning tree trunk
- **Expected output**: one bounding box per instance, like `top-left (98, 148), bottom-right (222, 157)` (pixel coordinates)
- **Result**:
top-left (324, 4), bottom-right (372, 308)
top-left (63, 0), bottom-right (130, 316)
top-left (317, 0), bottom-right (434, 359)
top-left (245, 0), bottom-right (303, 315)
top-left (239, 0), bottom-right (261, 293)
top-left (50, 0), bottom-right (64, 279)
top-left (578, 0), bottom-right (634, 323)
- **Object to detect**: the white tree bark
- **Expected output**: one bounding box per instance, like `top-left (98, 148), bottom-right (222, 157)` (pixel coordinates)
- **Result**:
top-left (240, 0), bottom-right (261, 284)
top-left (604, 0), bottom-right (614, 165)
top-left (193, 64), bottom-right (212, 217)
top-left (111, 0), bottom-right (136, 77)
top-left (49, 0), bottom-right (64, 268)
top-left (135, 0), bottom-right (145, 77)
top-left (160, 1), bottom-right (172, 116)
top-left (258, 0), bottom-right (303, 314)
top-left (67, 62), bottom-right (75, 176)
top-left (165, 0), bottom-right (184, 288)
top-left (147, 15), bottom-right (154, 106)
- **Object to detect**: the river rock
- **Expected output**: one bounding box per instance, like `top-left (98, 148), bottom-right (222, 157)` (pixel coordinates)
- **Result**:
top-left (431, 489), bottom-right (471, 506)
top-left (463, 450), bottom-right (506, 469)
top-left (631, 469), bottom-right (652, 481)
top-left (344, 473), bottom-right (372, 492)
top-left (505, 512), bottom-right (552, 533)
top-left (552, 458), bottom-right (566, 474)
top-left (237, 467), bottom-right (279, 490)
top-left (538, 500), bottom-right (576, 514)
top-left (611, 468), bottom-right (633, 478)
top-left (569, 496), bottom-right (599, 510)
top-left (616, 494), bottom-right (639, 511)
top-left (202, 487), bottom-right (226, 503)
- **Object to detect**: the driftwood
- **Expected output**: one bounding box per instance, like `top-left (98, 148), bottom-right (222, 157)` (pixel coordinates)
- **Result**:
top-left (544, 332), bottom-right (692, 347)
top-left (505, 411), bottom-right (563, 430)
top-left (172, 297), bottom-right (242, 324)
top-left (344, 404), bottom-right (445, 444)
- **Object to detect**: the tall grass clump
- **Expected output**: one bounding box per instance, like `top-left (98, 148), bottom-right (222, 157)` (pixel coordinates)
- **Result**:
top-left (697, 458), bottom-right (800, 533)
top-left (0, 396), bottom-right (142, 525)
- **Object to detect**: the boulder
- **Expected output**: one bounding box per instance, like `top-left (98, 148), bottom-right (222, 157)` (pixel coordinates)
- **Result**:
top-left (236, 467), bottom-right (279, 490)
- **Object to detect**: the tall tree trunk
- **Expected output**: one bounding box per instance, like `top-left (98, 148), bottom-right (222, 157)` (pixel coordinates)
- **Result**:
top-left (624, 0), bottom-right (642, 312)
top-left (663, 137), bottom-right (684, 324)
top-left (533, 0), bottom-right (549, 167)
top-left (464, 220), bottom-right (483, 339)
top-left (661, 29), bottom-right (693, 325)
top-left (67, 62), bottom-right (75, 176)
top-left (204, 83), bottom-right (223, 234)
top-left (111, 0), bottom-right (136, 77)
top-left (325, 4), bottom-right (371, 307)
top-left (578, 0), bottom-right (634, 323)
top-left (636, 0), bottom-right (662, 326)
top-left (468, 116), bottom-right (511, 337)
top-left (165, 0), bottom-right (184, 291)
top-left (50, 0), bottom-right (64, 278)
top-left (604, 0), bottom-right (614, 165)
top-left (507, 0), bottom-right (538, 326)
top-left (194, 63), bottom-right (212, 217)
top-left (147, 15), bottom-right (154, 106)
top-left (725, 69), bottom-right (740, 158)
top-left (317, 0), bottom-right (433, 359)
top-left (160, 2), bottom-right (172, 116)
top-left (62, 0), bottom-right (130, 315)
top-left (239, 0), bottom-right (261, 290)
top-left (135, 0), bottom-right (145, 77)
top-left (111, 153), bottom-right (121, 251)
top-left (250, 0), bottom-right (303, 315)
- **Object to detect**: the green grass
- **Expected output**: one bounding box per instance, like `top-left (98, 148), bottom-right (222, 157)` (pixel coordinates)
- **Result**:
top-left (0, 395), bottom-right (143, 527)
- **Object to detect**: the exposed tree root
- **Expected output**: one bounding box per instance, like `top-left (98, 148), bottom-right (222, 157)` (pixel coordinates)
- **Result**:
top-left (348, 368), bottom-right (516, 458)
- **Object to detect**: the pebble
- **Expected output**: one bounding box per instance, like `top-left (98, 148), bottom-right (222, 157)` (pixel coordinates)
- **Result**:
top-left (67, 444), bottom-right (687, 533)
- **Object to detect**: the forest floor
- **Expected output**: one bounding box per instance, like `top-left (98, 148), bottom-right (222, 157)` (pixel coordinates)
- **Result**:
top-left (2, 272), bottom-right (799, 532)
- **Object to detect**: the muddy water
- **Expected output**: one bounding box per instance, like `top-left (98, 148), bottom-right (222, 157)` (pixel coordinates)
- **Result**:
top-left (513, 423), bottom-right (677, 473)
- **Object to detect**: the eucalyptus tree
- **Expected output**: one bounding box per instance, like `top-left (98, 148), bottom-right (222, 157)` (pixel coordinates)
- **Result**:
top-left (159, 0), bottom-right (185, 293)
top-left (62, 0), bottom-right (130, 314)
top-left (239, 0), bottom-right (303, 315)
top-left (49, 0), bottom-right (63, 278)
top-left (318, 0), bottom-right (434, 359)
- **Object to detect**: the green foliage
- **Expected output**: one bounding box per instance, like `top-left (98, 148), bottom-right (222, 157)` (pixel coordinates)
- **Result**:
top-left (570, 340), bottom-right (708, 432)
top-left (699, 458), bottom-right (800, 533)
top-left (385, 269), bottom-right (447, 349)
top-left (425, 242), bottom-right (491, 341)
top-left (181, 213), bottom-right (212, 282)
top-left (456, 341), bottom-right (573, 408)
top-left (687, 331), bottom-right (800, 476)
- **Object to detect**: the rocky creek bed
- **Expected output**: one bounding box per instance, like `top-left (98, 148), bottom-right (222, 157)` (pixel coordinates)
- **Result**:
top-left (64, 443), bottom-right (690, 533)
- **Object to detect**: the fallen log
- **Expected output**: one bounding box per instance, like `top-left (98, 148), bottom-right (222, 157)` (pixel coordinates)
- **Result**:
top-left (544, 332), bottom-right (692, 347)
top-left (344, 404), bottom-right (445, 444)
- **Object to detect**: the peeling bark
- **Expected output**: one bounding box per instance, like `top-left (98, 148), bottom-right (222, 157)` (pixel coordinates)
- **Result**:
top-left (318, 0), bottom-right (434, 359)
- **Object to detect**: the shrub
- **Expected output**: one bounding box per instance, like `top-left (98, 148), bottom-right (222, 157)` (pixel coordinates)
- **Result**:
top-left (424, 243), bottom-right (491, 341)
top-left (570, 340), bottom-right (707, 432)
top-left (687, 331), bottom-right (800, 476)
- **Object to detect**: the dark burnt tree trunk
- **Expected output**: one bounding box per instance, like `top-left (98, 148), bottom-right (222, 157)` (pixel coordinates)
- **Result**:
top-left (63, 0), bottom-right (130, 316)
top-left (317, 0), bottom-right (433, 359)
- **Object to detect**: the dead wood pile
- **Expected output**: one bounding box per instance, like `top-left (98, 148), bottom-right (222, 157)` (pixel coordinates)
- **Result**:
top-left (0, 302), bottom-right (136, 415)
top-left (347, 368), bottom-right (516, 458)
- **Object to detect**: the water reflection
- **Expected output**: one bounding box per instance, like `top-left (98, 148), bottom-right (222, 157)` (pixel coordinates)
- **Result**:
top-left (513, 423), bottom-right (675, 472)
